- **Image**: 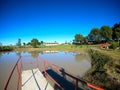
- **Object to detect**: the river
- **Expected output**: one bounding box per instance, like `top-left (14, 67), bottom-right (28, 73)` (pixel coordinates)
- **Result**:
top-left (0, 51), bottom-right (91, 90)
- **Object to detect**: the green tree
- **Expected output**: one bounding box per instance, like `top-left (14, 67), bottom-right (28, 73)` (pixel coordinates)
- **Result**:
top-left (40, 41), bottom-right (44, 45)
top-left (88, 28), bottom-right (101, 43)
top-left (74, 34), bottom-right (84, 44)
top-left (109, 41), bottom-right (118, 50)
top-left (83, 36), bottom-right (88, 44)
top-left (23, 42), bottom-right (26, 46)
top-left (16, 38), bottom-right (21, 47)
top-left (100, 26), bottom-right (112, 41)
top-left (31, 38), bottom-right (39, 48)
top-left (27, 42), bottom-right (31, 45)
top-left (112, 23), bottom-right (120, 40)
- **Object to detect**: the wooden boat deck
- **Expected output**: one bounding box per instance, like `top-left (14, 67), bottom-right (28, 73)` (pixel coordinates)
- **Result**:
top-left (21, 68), bottom-right (54, 90)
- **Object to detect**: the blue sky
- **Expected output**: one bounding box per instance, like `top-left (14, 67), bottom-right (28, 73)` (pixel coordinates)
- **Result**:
top-left (0, 0), bottom-right (120, 45)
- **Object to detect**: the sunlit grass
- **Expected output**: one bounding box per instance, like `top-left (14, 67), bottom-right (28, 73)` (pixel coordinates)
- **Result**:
top-left (99, 49), bottom-right (120, 61)
top-left (83, 49), bottom-right (120, 89)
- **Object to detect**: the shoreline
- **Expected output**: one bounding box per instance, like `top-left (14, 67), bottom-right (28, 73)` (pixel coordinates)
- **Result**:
top-left (83, 49), bottom-right (120, 89)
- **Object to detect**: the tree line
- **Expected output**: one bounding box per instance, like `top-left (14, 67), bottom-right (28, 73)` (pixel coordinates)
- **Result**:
top-left (73, 22), bottom-right (120, 45)
top-left (16, 22), bottom-right (120, 48)
top-left (16, 38), bottom-right (44, 48)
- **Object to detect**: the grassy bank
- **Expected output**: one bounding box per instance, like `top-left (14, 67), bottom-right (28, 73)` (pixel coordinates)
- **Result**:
top-left (15, 44), bottom-right (100, 52)
top-left (83, 49), bottom-right (120, 90)
top-left (0, 46), bottom-right (14, 51)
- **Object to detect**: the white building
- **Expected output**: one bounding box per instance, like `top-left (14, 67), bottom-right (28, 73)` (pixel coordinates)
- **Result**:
top-left (43, 42), bottom-right (59, 46)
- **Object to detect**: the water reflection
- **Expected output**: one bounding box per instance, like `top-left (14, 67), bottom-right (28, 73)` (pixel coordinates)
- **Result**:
top-left (0, 52), bottom-right (2, 58)
top-left (0, 51), bottom-right (11, 57)
top-left (43, 51), bottom-right (58, 54)
top-left (75, 53), bottom-right (90, 62)
top-left (40, 51), bottom-right (91, 77)
top-left (16, 51), bottom-right (21, 57)
top-left (0, 52), bottom-right (19, 90)
top-left (30, 51), bottom-right (39, 58)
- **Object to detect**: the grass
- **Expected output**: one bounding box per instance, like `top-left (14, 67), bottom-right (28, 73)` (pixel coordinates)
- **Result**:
top-left (100, 49), bottom-right (120, 60)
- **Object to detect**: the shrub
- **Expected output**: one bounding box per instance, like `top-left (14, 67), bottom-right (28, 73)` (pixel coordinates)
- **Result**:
top-left (83, 49), bottom-right (119, 89)
top-left (109, 42), bottom-right (118, 50)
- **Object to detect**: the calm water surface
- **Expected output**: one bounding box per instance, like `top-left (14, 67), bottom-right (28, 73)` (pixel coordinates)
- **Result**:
top-left (0, 51), bottom-right (91, 90)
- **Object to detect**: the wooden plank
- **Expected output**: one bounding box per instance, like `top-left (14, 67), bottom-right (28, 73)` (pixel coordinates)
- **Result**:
top-left (21, 68), bottom-right (54, 90)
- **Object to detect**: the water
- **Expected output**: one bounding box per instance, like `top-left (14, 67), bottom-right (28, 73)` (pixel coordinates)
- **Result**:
top-left (0, 51), bottom-right (91, 90)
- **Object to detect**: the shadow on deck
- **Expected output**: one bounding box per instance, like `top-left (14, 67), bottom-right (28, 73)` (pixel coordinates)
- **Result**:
top-left (44, 69), bottom-right (84, 90)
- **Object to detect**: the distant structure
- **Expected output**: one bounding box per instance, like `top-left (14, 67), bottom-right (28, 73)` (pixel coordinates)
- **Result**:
top-left (100, 41), bottom-right (109, 49)
top-left (43, 41), bottom-right (59, 46)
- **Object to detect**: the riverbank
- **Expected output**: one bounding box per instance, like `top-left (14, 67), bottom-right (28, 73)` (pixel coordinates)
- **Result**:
top-left (83, 49), bottom-right (120, 89)
top-left (14, 44), bottom-right (99, 52)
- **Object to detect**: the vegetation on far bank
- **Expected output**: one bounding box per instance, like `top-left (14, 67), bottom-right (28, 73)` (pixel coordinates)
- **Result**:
top-left (14, 44), bottom-right (99, 52)
top-left (83, 49), bottom-right (120, 90)
top-left (0, 46), bottom-right (14, 51)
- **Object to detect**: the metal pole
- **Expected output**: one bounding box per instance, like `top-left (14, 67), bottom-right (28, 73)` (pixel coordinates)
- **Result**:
top-left (16, 78), bottom-right (19, 90)
top-left (20, 56), bottom-right (23, 72)
top-left (44, 61), bottom-right (46, 77)
top-left (16, 64), bottom-right (22, 86)
top-left (75, 79), bottom-right (78, 90)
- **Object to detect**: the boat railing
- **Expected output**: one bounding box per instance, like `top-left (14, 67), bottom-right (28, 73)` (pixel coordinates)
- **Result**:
top-left (4, 56), bottom-right (22, 90)
top-left (40, 56), bottom-right (104, 90)
top-left (4, 55), bottom-right (104, 90)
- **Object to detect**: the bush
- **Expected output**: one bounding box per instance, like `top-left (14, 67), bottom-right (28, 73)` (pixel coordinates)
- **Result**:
top-left (0, 46), bottom-right (14, 51)
top-left (109, 42), bottom-right (118, 50)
